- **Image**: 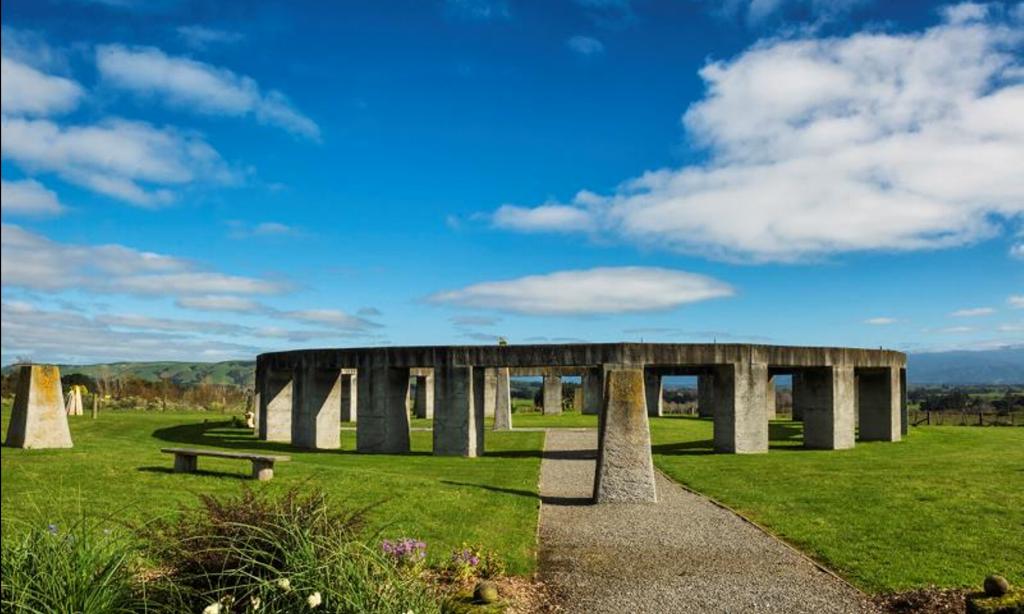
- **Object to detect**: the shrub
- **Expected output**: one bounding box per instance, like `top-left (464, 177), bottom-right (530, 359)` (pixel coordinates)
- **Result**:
top-left (1, 517), bottom-right (144, 613)
top-left (443, 544), bottom-right (505, 581)
top-left (147, 487), bottom-right (441, 613)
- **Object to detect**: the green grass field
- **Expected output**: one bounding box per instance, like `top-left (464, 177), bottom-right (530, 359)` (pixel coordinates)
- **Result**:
top-left (0, 409), bottom-right (544, 574)
top-left (649, 416), bottom-right (1024, 592)
top-left (2, 407), bottom-right (1020, 594)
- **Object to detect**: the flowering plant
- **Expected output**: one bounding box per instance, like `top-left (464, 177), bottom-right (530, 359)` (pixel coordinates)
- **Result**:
top-left (381, 538), bottom-right (427, 571)
top-left (445, 543), bottom-right (505, 580)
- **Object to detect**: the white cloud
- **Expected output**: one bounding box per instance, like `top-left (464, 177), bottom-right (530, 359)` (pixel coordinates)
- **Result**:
top-left (96, 45), bottom-right (320, 141)
top-left (429, 266), bottom-right (733, 315)
top-left (1, 116), bottom-right (235, 206)
top-left (865, 317), bottom-right (896, 325)
top-left (951, 307), bottom-right (995, 317)
top-left (0, 179), bottom-right (65, 216)
top-left (492, 203), bottom-right (596, 232)
top-left (228, 220), bottom-right (300, 238)
top-left (0, 56), bottom-right (84, 116)
top-left (1011, 243), bottom-right (1024, 259)
top-left (176, 25), bottom-right (243, 49)
top-left (999, 322), bottom-right (1024, 332)
top-left (567, 36), bottom-right (605, 56)
top-left (175, 295), bottom-right (265, 313)
top-left (491, 12), bottom-right (1024, 262)
top-left (934, 325), bottom-right (977, 334)
top-left (1, 224), bottom-right (286, 296)
top-left (444, 0), bottom-right (510, 20)
top-left (942, 2), bottom-right (990, 24)
top-left (1009, 295), bottom-right (1024, 308)
top-left (283, 309), bottom-right (381, 331)
top-left (718, 0), bottom-right (868, 25)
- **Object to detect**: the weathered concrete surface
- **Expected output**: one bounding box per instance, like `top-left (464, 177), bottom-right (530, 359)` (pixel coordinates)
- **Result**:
top-left (543, 374), bottom-right (563, 415)
top-left (593, 369), bottom-right (657, 503)
top-left (791, 372), bottom-right (806, 421)
top-left (340, 370), bottom-right (357, 422)
top-left (294, 367), bottom-right (341, 450)
top-left (65, 386), bottom-right (84, 416)
top-left (712, 362), bottom-right (769, 454)
top-left (493, 367), bottom-right (512, 431)
top-left (857, 367), bottom-right (901, 442)
top-left (482, 368), bottom-right (497, 418)
top-left (766, 376), bottom-right (777, 420)
top-left (644, 370), bottom-right (663, 418)
top-left (259, 368), bottom-right (293, 442)
top-left (4, 365), bottom-right (73, 449)
top-left (433, 366), bottom-right (484, 456)
top-left (582, 368), bottom-right (603, 415)
top-left (801, 366), bottom-right (856, 450)
top-left (697, 373), bottom-right (714, 418)
top-left (900, 368), bottom-right (908, 436)
top-left (539, 429), bottom-right (871, 613)
top-left (356, 366), bottom-right (411, 454)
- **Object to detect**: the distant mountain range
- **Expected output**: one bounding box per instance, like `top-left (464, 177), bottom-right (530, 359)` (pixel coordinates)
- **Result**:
top-left (3, 347), bottom-right (1023, 387)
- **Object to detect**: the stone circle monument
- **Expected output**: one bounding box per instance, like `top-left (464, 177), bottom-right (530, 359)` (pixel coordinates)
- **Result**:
top-left (5, 364), bottom-right (74, 449)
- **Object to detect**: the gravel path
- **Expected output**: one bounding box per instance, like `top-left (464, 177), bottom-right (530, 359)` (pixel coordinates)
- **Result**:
top-left (537, 429), bottom-right (873, 614)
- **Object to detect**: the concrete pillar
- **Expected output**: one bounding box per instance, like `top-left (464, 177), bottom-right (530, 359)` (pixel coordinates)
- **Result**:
top-left (482, 368), bottom-right (497, 418)
top-left (294, 367), bottom-right (342, 450)
top-left (259, 367), bottom-right (294, 442)
top-left (413, 373), bottom-right (435, 419)
top-left (900, 367), bottom-right (908, 436)
top-left (582, 368), bottom-right (603, 415)
top-left (712, 361), bottom-right (769, 454)
top-left (542, 374), bottom-right (562, 415)
top-left (356, 366), bottom-right (411, 454)
top-left (697, 373), bottom-right (714, 418)
top-left (433, 365), bottom-right (484, 456)
top-left (4, 365), bottom-right (73, 449)
top-left (593, 368), bottom-right (657, 503)
top-left (252, 391), bottom-right (261, 434)
top-left (857, 367), bottom-right (902, 442)
top-left (340, 371), bottom-right (357, 422)
top-left (800, 366), bottom-right (856, 450)
top-left (791, 372), bottom-right (806, 421)
top-left (766, 376), bottom-right (777, 420)
top-left (644, 370), bottom-right (663, 417)
top-left (493, 367), bottom-right (512, 431)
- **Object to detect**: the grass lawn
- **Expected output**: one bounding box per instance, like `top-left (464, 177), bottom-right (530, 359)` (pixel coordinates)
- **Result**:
top-left (1, 408), bottom-right (545, 574)
top-left (650, 416), bottom-right (1024, 593)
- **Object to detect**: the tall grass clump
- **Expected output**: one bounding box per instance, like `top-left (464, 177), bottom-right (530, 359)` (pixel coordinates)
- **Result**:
top-left (147, 487), bottom-right (441, 613)
top-left (1, 516), bottom-right (144, 613)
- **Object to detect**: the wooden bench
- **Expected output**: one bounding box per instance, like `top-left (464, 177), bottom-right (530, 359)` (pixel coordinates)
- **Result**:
top-left (161, 448), bottom-right (290, 481)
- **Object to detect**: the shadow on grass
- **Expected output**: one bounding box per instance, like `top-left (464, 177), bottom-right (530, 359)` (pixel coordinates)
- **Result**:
top-left (440, 480), bottom-right (594, 506)
top-left (482, 448), bottom-right (596, 460)
top-left (137, 466), bottom-right (251, 481)
top-left (651, 439), bottom-right (715, 456)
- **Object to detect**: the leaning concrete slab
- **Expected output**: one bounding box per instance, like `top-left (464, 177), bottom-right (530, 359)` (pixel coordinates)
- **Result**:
top-left (712, 361), bottom-right (769, 454)
top-left (356, 366), bottom-right (411, 454)
top-left (5, 365), bottom-right (73, 449)
top-left (259, 367), bottom-right (293, 442)
top-left (340, 370), bottom-right (357, 422)
top-left (857, 367), bottom-right (901, 442)
top-left (765, 376), bottom-right (777, 420)
top-left (493, 367), bottom-right (512, 431)
top-left (543, 374), bottom-right (563, 415)
top-left (800, 366), bottom-right (856, 450)
top-left (434, 366), bottom-right (484, 456)
top-left (644, 370), bottom-right (663, 417)
top-left (482, 368), bottom-right (497, 418)
top-left (294, 367), bottom-right (342, 450)
top-left (594, 368), bottom-right (657, 503)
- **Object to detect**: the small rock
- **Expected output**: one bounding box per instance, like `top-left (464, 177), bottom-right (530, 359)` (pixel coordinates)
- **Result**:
top-left (984, 575), bottom-right (1010, 597)
top-left (474, 580), bottom-right (500, 604)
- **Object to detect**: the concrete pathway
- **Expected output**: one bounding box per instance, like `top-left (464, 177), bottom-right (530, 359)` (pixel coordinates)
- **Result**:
top-left (537, 429), bottom-right (872, 614)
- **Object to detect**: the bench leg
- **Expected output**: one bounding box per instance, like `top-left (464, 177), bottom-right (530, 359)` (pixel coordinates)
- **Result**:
top-left (252, 460), bottom-right (274, 481)
top-left (174, 455), bottom-right (197, 473)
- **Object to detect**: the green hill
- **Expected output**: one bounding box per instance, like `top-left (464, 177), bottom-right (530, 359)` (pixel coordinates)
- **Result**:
top-left (2, 361), bottom-right (256, 388)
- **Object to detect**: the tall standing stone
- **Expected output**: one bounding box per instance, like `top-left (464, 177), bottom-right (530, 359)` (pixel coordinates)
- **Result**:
top-left (542, 374), bottom-right (563, 415)
top-left (697, 373), bottom-right (715, 418)
top-left (582, 368), bottom-right (603, 415)
top-left (5, 365), bottom-right (73, 449)
top-left (644, 370), bottom-right (663, 417)
top-left (593, 368), bottom-right (657, 503)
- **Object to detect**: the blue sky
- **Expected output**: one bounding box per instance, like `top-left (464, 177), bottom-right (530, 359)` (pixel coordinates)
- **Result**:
top-left (1, 0), bottom-right (1022, 364)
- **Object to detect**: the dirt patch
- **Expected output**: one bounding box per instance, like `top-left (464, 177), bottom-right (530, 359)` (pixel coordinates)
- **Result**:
top-left (872, 587), bottom-right (968, 613)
